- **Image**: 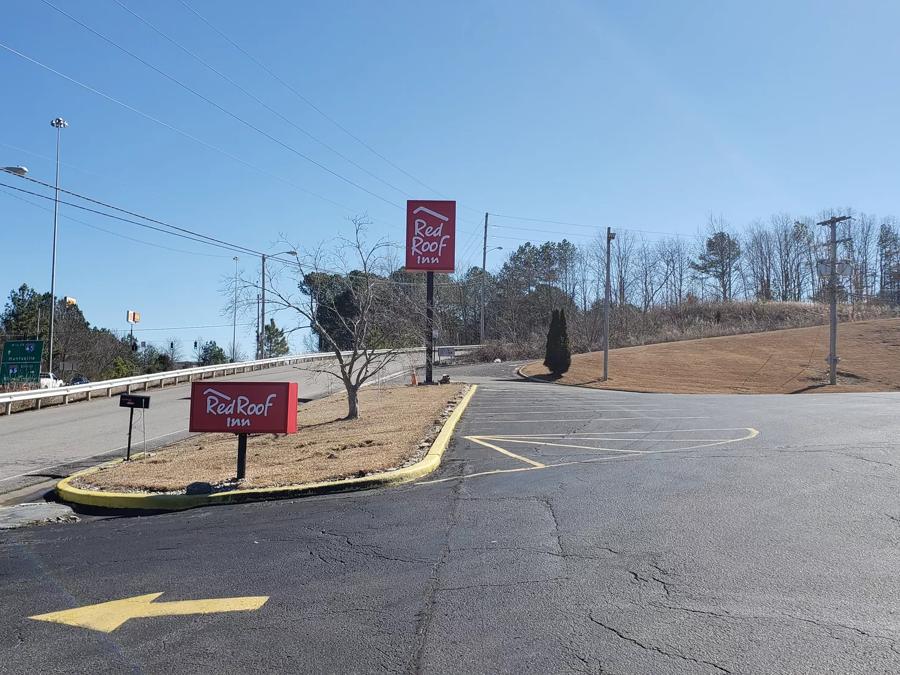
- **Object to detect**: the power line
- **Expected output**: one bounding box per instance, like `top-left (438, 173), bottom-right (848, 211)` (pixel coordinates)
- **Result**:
top-left (7, 172), bottom-right (262, 256)
top-left (176, 0), bottom-right (445, 199)
top-left (0, 190), bottom-right (231, 258)
top-left (38, 0), bottom-right (403, 209)
top-left (0, 188), bottom-right (232, 258)
top-left (173, 0), bottom-right (489, 220)
top-left (122, 322), bottom-right (256, 333)
top-left (491, 213), bottom-right (698, 239)
top-left (109, 0), bottom-right (410, 199)
top-left (0, 141), bottom-right (104, 178)
top-left (1, 177), bottom-right (471, 283)
top-left (0, 181), bottom-right (254, 256)
top-left (0, 41), bottom-right (379, 218)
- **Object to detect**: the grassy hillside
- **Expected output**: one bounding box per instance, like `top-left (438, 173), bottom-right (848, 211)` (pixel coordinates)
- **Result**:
top-left (522, 318), bottom-right (900, 394)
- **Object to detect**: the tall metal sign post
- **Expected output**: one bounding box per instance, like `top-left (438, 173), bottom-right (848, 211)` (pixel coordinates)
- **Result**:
top-left (127, 310), bottom-right (141, 351)
top-left (406, 200), bottom-right (456, 384)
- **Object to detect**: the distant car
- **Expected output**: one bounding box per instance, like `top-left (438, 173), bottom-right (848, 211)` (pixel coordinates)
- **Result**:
top-left (39, 372), bottom-right (65, 389)
top-left (69, 375), bottom-right (90, 385)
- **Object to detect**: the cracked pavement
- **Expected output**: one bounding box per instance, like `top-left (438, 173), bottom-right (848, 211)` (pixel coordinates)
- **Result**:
top-left (2, 362), bottom-right (900, 673)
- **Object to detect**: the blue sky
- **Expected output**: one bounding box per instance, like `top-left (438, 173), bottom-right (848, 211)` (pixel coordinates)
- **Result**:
top-left (2, 0), bottom-right (899, 354)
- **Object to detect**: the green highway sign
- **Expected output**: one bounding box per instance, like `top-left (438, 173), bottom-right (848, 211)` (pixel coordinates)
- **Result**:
top-left (2, 340), bottom-right (44, 364)
top-left (0, 362), bottom-right (40, 384)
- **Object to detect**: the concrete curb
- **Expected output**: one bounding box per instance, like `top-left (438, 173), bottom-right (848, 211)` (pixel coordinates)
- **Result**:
top-left (56, 385), bottom-right (478, 512)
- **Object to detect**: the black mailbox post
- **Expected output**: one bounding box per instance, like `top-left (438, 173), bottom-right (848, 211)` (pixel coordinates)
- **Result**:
top-left (119, 394), bottom-right (150, 460)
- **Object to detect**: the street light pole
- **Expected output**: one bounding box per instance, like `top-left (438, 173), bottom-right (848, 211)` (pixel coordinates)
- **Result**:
top-left (232, 256), bottom-right (239, 362)
top-left (603, 227), bottom-right (615, 381)
top-left (48, 118), bottom-right (68, 376)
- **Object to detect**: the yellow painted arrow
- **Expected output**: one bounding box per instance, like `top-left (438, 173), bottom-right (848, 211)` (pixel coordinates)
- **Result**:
top-left (30, 593), bottom-right (269, 633)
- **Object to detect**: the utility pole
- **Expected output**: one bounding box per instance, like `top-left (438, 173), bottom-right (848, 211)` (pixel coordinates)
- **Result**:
top-left (259, 249), bottom-right (297, 359)
top-left (818, 215), bottom-right (852, 385)
top-left (480, 212), bottom-right (489, 344)
top-left (255, 293), bottom-right (261, 358)
top-left (48, 117), bottom-right (68, 376)
top-left (231, 256), bottom-right (239, 362)
top-left (603, 227), bottom-right (615, 381)
top-left (259, 254), bottom-right (266, 360)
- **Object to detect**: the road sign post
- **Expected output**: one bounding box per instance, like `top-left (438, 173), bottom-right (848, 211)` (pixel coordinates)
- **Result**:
top-left (405, 200), bottom-right (456, 385)
top-left (120, 393), bottom-right (150, 460)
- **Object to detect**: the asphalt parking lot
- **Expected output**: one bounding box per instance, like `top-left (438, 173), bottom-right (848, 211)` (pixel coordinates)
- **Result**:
top-left (2, 364), bottom-right (900, 673)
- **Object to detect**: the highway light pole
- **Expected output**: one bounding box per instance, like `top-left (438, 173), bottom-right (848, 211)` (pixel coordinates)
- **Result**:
top-left (817, 215), bottom-right (852, 385)
top-left (603, 227), bottom-right (615, 381)
top-left (48, 118), bottom-right (68, 377)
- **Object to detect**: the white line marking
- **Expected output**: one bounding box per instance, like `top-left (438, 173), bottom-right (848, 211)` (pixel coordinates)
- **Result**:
top-left (475, 436), bottom-right (644, 454)
top-left (482, 429), bottom-right (750, 437)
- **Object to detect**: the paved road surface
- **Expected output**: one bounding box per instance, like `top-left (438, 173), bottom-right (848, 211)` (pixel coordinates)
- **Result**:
top-left (2, 362), bottom-right (900, 673)
top-left (0, 353), bottom-right (422, 497)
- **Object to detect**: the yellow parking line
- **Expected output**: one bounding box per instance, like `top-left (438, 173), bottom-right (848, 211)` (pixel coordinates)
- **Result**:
top-left (465, 436), bottom-right (547, 468)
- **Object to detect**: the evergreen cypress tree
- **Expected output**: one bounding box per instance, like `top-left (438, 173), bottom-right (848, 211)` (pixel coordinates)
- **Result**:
top-left (543, 309), bottom-right (560, 371)
top-left (557, 308), bottom-right (571, 374)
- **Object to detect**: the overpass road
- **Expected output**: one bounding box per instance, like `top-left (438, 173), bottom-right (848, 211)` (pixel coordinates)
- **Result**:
top-left (2, 362), bottom-right (900, 672)
top-left (0, 352), bottom-right (423, 498)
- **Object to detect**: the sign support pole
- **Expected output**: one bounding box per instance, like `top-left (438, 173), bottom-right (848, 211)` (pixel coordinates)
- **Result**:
top-left (236, 433), bottom-right (248, 480)
top-left (425, 271), bottom-right (434, 384)
top-left (126, 407), bottom-right (134, 461)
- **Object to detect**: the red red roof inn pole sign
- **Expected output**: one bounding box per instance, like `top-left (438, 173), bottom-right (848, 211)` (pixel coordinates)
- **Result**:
top-left (406, 200), bottom-right (456, 272)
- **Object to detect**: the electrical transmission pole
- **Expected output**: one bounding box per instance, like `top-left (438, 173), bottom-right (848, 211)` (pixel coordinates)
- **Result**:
top-left (818, 215), bottom-right (852, 385)
top-left (603, 227), bottom-right (615, 381)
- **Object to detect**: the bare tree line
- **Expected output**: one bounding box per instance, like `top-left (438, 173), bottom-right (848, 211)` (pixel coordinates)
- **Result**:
top-left (430, 209), bottom-right (900, 352)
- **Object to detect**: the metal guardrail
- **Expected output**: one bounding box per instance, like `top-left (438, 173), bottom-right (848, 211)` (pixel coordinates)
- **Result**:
top-left (0, 344), bottom-right (478, 415)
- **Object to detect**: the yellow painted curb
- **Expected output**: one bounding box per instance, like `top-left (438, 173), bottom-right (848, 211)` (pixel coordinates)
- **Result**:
top-left (56, 385), bottom-right (478, 512)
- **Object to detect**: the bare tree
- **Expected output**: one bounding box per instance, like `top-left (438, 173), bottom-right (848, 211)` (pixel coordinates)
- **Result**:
top-left (611, 229), bottom-right (635, 306)
top-left (263, 217), bottom-right (423, 419)
top-left (745, 221), bottom-right (775, 300)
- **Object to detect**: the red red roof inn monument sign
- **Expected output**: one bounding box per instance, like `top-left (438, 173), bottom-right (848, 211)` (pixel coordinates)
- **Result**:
top-left (406, 200), bottom-right (456, 384)
top-left (189, 381), bottom-right (298, 479)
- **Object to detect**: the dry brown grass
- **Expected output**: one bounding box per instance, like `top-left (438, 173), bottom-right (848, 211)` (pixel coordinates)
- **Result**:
top-left (77, 383), bottom-right (465, 493)
top-left (522, 318), bottom-right (900, 394)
